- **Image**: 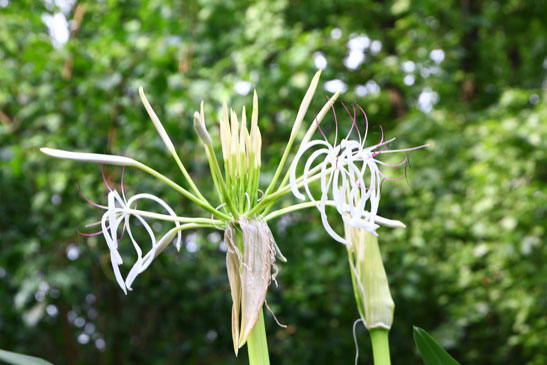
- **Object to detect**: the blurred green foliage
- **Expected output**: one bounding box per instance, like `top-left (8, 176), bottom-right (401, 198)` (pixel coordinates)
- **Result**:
top-left (1, 0), bottom-right (546, 364)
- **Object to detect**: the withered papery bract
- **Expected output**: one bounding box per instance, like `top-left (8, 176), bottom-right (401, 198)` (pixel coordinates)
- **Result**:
top-left (225, 219), bottom-right (281, 354)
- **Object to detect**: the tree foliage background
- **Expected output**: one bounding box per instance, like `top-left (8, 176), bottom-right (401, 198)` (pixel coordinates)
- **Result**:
top-left (0, 0), bottom-right (546, 364)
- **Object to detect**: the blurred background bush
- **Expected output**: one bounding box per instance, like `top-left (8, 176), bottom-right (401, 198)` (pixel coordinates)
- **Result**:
top-left (0, 0), bottom-right (545, 363)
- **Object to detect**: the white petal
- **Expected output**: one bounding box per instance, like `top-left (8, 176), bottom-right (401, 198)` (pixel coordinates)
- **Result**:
top-left (289, 140), bottom-right (331, 200)
top-left (101, 211), bottom-right (127, 294)
top-left (319, 189), bottom-right (349, 244)
top-left (40, 147), bottom-right (137, 166)
top-left (141, 226), bottom-right (184, 264)
top-left (126, 193), bottom-right (182, 251)
top-left (124, 213), bottom-right (156, 291)
top-left (304, 148), bottom-right (331, 205)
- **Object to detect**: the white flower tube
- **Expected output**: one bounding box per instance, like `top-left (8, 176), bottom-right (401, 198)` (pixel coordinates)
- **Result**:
top-left (40, 148), bottom-right (138, 166)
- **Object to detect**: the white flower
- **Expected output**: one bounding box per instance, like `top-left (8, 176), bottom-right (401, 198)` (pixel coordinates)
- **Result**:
top-left (100, 190), bottom-right (182, 294)
top-left (77, 169), bottom-right (182, 294)
top-left (290, 103), bottom-right (425, 244)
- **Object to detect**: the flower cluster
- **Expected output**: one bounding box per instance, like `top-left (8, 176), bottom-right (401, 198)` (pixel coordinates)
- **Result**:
top-left (41, 71), bottom-right (338, 353)
top-left (41, 70), bottom-right (426, 356)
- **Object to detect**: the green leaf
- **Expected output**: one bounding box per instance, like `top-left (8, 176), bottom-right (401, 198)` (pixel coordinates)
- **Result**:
top-left (0, 349), bottom-right (53, 365)
top-left (413, 326), bottom-right (460, 365)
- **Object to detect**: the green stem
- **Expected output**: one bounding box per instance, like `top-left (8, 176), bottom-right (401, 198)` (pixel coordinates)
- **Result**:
top-left (369, 328), bottom-right (391, 365)
top-left (206, 145), bottom-right (239, 217)
top-left (247, 309), bottom-right (269, 365)
top-left (248, 164), bottom-right (332, 216)
top-left (263, 200), bottom-right (336, 221)
top-left (135, 162), bottom-right (231, 221)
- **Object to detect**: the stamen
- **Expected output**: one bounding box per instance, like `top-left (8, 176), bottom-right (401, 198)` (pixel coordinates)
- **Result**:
top-left (76, 182), bottom-right (107, 209)
top-left (356, 105), bottom-right (369, 146)
top-left (120, 166), bottom-right (126, 201)
top-left (374, 154), bottom-right (409, 167)
top-left (313, 105), bottom-right (328, 142)
top-left (118, 223), bottom-right (126, 241)
top-left (76, 226), bottom-right (103, 237)
top-left (341, 168), bottom-right (375, 191)
top-left (352, 104), bottom-right (362, 142)
top-left (377, 143), bottom-right (429, 154)
top-left (371, 125), bottom-right (386, 158)
top-left (101, 165), bottom-right (112, 191)
top-left (328, 96), bottom-right (339, 144)
top-left (404, 153), bottom-right (410, 184)
top-left (341, 101), bottom-right (361, 142)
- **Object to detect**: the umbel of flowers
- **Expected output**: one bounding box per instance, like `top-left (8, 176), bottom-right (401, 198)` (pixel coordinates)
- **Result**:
top-left (41, 71), bottom-right (425, 365)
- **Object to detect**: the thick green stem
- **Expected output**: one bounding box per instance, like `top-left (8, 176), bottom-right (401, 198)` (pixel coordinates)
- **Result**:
top-left (369, 328), bottom-right (391, 365)
top-left (246, 309), bottom-right (269, 365)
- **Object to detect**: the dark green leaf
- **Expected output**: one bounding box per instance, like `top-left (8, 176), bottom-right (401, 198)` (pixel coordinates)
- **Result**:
top-left (413, 326), bottom-right (460, 365)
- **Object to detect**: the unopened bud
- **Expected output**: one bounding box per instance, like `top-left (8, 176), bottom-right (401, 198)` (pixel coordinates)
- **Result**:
top-left (345, 225), bottom-right (394, 330)
top-left (193, 112), bottom-right (212, 146)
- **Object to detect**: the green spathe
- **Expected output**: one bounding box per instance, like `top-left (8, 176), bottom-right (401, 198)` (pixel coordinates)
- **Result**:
top-left (345, 225), bottom-right (394, 330)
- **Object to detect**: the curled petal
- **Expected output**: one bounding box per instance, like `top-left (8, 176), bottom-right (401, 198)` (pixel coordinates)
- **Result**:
top-left (126, 193), bottom-right (182, 251)
top-left (289, 140), bottom-right (331, 200)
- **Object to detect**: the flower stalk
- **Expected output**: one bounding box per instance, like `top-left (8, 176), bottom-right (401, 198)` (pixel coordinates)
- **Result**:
top-left (247, 309), bottom-right (270, 365)
top-left (369, 328), bottom-right (391, 365)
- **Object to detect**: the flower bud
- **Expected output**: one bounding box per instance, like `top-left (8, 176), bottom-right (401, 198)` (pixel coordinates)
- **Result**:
top-left (193, 111), bottom-right (212, 146)
top-left (40, 147), bottom-right (138, 166)
top-left (345, 224), bottom-right (394, 330)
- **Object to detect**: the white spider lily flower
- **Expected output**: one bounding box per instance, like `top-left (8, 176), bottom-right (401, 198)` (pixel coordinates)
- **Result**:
top-left (289, 103), bottom-right (424, 244)
top-left (98, 190), bottom-right (182, 294)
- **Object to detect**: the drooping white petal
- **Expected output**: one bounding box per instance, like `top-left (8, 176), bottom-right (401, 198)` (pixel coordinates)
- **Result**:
top-left (126, 193), bottom-right (182, 251)
top-left (41, 148), bottom-right (138, 166)
top-left (140, 225), bottom-right (184, 264)
top-left (124, 213), bottom-right (157, 291)
top-left (101, 210), bottom-right (127, 294)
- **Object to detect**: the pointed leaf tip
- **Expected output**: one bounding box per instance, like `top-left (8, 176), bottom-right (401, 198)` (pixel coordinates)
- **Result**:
top-left (413, 326), bottom-right (460, 365)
